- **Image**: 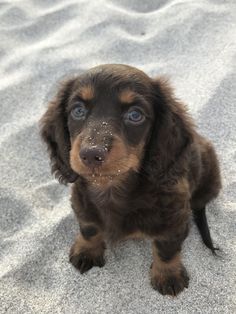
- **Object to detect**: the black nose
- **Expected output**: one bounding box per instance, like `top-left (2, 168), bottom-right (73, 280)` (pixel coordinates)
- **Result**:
top-left (79, 146), bottom-right (107, 167)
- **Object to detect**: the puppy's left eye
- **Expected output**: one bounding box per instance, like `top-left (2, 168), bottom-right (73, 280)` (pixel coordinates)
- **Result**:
top-left (71, 102), bottom-right (87, 120)
top-left (125, 108), bottom-right (145, 124)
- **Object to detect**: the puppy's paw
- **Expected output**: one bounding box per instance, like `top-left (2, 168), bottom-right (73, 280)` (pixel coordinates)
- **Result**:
top-left (69, 244), bottom-right (105, 274)
top-left (150, 265), bottom-right (189, 296)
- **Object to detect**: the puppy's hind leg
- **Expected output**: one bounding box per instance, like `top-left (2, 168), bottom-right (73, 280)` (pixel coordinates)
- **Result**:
top-left (191, 140), bottom-right (221, 254)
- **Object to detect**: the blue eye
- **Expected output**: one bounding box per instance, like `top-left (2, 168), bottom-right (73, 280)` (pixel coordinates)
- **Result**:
top-left (71, 103), bottom-right (87, 120)
top-left (126, 109), bottom-right (145, 124)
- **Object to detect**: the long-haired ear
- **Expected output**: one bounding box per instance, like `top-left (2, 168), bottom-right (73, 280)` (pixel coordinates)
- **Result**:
top-left (144, 77), bottom-right (195, 178)
top-left (40, 79), bottom-right (79, 184)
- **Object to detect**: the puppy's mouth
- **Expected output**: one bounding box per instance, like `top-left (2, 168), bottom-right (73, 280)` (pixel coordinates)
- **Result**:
top-left (71, 154), bottom-right (138, 185)
top-left (80, 167), bottom-right (131, 187)
top-left (70, 134), bottom-right (142, 184)
top-left (79, 168), bottom-right (124, 179)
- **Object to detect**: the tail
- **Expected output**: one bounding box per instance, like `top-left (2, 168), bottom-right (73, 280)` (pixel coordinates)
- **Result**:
top-left (193, 207), bottom-right (219, 255)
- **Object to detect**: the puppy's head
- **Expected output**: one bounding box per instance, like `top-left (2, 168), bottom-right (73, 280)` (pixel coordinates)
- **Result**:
top-left (40, 64), bottom-right (193, 186)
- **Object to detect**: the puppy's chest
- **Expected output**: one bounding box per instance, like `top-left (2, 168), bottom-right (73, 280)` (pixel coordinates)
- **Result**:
top-left (88, 184), bottom-right (162, 239)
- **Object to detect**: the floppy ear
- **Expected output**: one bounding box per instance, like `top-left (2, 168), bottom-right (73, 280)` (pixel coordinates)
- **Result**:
top-left (144, 77), bottom-right (195, 178)
top-left (40, 79), bottom-right (79, 184)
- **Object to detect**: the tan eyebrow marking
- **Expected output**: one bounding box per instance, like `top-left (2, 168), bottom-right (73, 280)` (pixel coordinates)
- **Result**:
top-left (79, 84), bottom-right (94, 100)
top-left (119, 89), bottom-right (137, 104)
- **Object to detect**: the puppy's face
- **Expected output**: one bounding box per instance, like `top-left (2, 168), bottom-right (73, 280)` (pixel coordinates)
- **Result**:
top-left (66, 65), bottom-right (154, 185)
top-left (41, 64), bottom-right (192, 186)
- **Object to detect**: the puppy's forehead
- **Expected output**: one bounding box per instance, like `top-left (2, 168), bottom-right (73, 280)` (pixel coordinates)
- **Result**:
top-left (74, 64), bottom-right (152, 101)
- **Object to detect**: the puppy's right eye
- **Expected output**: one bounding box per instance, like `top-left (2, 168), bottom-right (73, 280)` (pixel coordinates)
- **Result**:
top-left (71, 102), bottom-right (87, 120)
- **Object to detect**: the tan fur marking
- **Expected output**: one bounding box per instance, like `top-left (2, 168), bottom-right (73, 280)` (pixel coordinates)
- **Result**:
top-left (123, 231), bottom-right (148, 240)
top-left (119, 89), bottom-right (137, 104)
top-left (175, 177), bottom-right (190, 196)
top-left (153, 249), bottom-right (181, 273)
top-left (70, 232), bottom-right (105, 258)
top-left (80, 85), bottom-right (94, 100)
top-left (70, 134), bottom-right (145, 186)
top-left (151, 244), bottom-right (183, 284)
top-left (70, 135), bottom-right (82, 173)
top-left (129, 231), bottom-right (145, 239)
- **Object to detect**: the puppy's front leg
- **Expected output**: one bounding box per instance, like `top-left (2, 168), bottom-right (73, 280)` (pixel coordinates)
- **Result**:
top-left (150, 236), bottom-right (189, 296)
top-left (69, 224), bottom-right (106, 273)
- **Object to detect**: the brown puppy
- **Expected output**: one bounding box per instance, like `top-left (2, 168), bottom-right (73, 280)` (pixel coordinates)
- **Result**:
top-left (40, 64), bottom-right (221, 296)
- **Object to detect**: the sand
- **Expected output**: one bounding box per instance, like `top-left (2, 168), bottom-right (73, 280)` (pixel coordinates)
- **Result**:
top-left (0, 0), bottom-right (236, 313)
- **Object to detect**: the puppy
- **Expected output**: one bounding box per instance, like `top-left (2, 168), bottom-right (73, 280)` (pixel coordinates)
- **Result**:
top-left (40, 64), bottom-right (221, 296)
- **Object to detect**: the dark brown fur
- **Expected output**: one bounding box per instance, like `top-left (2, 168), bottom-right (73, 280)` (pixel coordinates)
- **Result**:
top-left (40, 64), bottom-right (221, 296)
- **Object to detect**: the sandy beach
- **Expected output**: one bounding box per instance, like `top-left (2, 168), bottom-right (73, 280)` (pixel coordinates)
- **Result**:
top-left (0, 0), bottom-right (235, 313)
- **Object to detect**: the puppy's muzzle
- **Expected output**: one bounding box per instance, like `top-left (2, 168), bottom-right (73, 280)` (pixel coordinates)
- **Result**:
top-left (79, 145), bottom-right (107, 168)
